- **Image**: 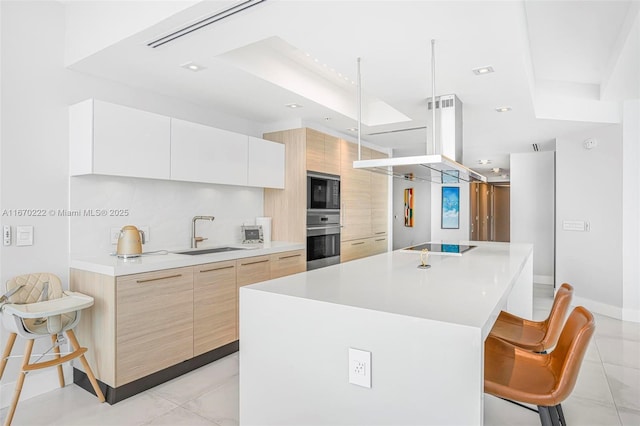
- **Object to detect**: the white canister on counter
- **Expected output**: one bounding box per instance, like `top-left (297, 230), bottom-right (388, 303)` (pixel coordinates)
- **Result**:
top-left (256, 217), bottom-right (272, 243)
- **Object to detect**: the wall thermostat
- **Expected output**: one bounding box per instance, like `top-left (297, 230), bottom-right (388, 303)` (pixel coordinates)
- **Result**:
top-left (242, 225), bottom-right (263, 244)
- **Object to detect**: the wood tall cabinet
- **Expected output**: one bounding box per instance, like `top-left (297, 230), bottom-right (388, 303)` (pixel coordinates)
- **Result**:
top-left (263, 129), bottom-right (307, 244)
top-left (340, 140), bottom-right (389, 262)
top-left (263, 127), bottom-right (389, 263)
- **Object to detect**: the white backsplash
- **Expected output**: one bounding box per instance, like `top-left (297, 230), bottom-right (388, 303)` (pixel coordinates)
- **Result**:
top-left (70, 175), bottom-right (264, 257)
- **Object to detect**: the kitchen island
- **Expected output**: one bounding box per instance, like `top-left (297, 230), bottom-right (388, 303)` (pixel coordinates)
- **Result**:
top-left (239, 241), bottom-right (533, 425)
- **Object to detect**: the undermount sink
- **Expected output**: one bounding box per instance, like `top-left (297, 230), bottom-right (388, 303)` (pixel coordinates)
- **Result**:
top-left (176, 247), bottom-right (244, 255)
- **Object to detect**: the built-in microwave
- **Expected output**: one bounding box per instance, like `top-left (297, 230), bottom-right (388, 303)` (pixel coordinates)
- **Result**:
top-left (307, 172), bottom-right (340, 210)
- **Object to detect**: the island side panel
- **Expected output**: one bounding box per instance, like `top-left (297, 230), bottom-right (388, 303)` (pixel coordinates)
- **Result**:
top-left (240, 288), bottom-right (483, 426)
top-left (70, 268), bottom-right (117, 387)
top-left (506, 251), bottom-right (533, 319)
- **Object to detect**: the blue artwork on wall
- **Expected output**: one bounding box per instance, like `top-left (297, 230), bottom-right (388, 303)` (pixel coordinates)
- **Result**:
top-left (441, 186), bottom-right (460, 229)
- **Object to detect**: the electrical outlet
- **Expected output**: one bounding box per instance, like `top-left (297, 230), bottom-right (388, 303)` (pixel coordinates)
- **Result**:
top-left (348, 348), bottom-right (371, 388)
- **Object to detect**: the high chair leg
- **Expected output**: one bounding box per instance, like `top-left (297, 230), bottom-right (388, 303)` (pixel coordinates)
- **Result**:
top-left (0, 333), bottom-right (17, 380)
top-left (51, 334), bottom-right (65, 387)
top-left (3, 339), bottom-right (34, 426)
top-left (65, 330), bottom-right (105, 403)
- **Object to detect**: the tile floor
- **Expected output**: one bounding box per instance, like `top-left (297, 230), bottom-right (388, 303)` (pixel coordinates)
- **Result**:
top-left (1, 285), bottom-right (639, 425)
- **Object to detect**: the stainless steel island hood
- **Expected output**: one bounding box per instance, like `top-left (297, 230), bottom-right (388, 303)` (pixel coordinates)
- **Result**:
top-left (353, 40), bottom-right (486, 183)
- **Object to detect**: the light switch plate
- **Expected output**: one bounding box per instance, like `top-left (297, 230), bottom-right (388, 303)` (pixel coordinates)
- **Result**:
top-left (348, 347), bottom-right (371, 388)
top-left (16, 225), bottom-right (33, 246)
top-left (3, 225), bottom-right (11, 246)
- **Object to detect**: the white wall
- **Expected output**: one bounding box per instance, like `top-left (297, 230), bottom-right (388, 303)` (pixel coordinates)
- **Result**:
top-left (622, 100), bottom-right (640, 322)
top-left (430, 181), bottom-right (469, 242)
top-left (392, 179), bottom-right (430, 249)
top-left (510, 151), bottom-right (555, 285)
top-left (0, 0), bottom-right (263, 400)
top-left (556, 124), bottom-right (623, 317)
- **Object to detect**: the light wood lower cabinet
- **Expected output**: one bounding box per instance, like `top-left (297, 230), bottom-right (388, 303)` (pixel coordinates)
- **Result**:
top-left (194, 260), bottom-right (237, 356)
top-left (371, 235), bottom-right (388, 256)
top-left (116, 267), bottom-right (194, 386)
top-left (341, 238), bottom-right (373, 263)
top-left (270, 249), bottom-right (305, 278)
top-left (236, 255), bottom-right (271, 339)
top-left (341, 235), bottom-right (388, 262)
top-left (70, 249), bottom-right (304, 389)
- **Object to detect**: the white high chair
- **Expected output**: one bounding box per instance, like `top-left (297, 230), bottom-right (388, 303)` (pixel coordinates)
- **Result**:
top-left (0, 273), bottom-right (105, 425)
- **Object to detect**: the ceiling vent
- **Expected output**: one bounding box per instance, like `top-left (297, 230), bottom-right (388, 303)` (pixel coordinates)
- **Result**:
top-left (147, 0), bottom-right (267, 48)
top-left (532, 143), bottom-right (540, 152)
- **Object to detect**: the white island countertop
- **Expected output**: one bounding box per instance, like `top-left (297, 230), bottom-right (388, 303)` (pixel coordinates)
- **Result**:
top-left (70, 241), bottom-right (304, 276)
top-left (246, 241), bottom-right (533, 340)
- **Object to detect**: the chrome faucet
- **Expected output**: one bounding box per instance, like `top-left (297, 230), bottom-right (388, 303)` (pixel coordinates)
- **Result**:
top-left (191, 215), bottom-right (215, 248)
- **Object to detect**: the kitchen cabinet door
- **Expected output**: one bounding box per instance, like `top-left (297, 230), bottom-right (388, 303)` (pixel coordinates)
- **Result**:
top-left (370, 149), bottom-right (389, 236)
top-left (171, 118), bottom-right (248, 186)
top-left (194, 261), bottom-right (237, 356)
top-left (70, 99), bottom-right (171, 179)
top-left (340, 141), bottom-right (371, 241)
top-left (306, 129), bottom-right (341, 175)
top-left (340, 238), bottom-right (373, 263)
top-left (371, 235), bottom-right (388, 255)
top-left (236, 255), bottom-right (271, 339)
top-left (115, 267), bottom-right (194, 386)
top-left (270, 250), bottom-right (306, 279)
top-left (247, 136), bottom-right (285, 189)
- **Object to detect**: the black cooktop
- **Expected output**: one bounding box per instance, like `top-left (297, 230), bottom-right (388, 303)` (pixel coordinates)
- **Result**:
top-left (405, 243), bottom-right (476, 254)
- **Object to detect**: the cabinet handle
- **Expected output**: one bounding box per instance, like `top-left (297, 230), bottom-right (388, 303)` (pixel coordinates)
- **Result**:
top-left (375, 238), bottom-right (386, 242)
top-left (279, 254), bottom-right (302, 260)
top-left (374, 232), bottom-right (386, 235)
top-left (136, 274), bottom-right (182, 283)
top-left (200, 265), bottom-right (234, 273)
top-left (351, 242), bottom-right (365, 246)
top-left (240, 259), bottom-right (269, 266)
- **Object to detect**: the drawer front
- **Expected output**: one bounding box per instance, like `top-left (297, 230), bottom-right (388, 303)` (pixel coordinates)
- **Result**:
top-left (371, 236), bottom-right (388, 256)
top-left (194, 261), bottom-right (237, 356)
top-left (270, 250), bottom-right (306, 279)
top-left (236, 255), bottom-right (271, 287)
top-left (341, 238), bottom-right (373, 263)
top-left (116, 267), bottom-right (194, 386)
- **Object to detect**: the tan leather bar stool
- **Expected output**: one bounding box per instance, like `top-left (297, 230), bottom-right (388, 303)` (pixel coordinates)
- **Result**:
top-left (485, 306), bottom-right (595, 426)
top-left (490, 283), bottom-right (573, 352)
top-left (0, 273), bottom-right (105, 426)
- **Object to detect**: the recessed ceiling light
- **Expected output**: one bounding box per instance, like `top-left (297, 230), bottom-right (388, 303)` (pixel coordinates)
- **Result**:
top-left (492, 167), bottom-right (501, 173)
top-left (501, 174), bottom-right (508, 178)
top-left (472, 66), bottom-right (494, 75)
top-left (347, 127), bottom-right (358, 132)
top-left (180, 61), bottom-right (206, 72)
top-left (495, 106), bottom-right (512, 113)
top-left (478, 159), bottom-right (491, 165)
top-left (285, 103), bottom-right (303, 109)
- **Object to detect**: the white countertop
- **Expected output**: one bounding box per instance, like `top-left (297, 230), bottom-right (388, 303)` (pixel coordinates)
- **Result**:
top-left (244, 241), bottom-right (532, 337)
top-left (70, 241), bottom-right (305, 276)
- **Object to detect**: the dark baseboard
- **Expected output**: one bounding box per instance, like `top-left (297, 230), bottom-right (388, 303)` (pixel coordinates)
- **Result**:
top-left (73, 340), bottom-right (239, 405)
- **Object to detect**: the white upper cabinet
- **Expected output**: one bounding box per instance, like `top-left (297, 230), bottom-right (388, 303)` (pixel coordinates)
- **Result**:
top-left (69, 100), bottom-right (285, 189)
top-left (69, 99), bottom-right (171, 179)
top-left (247, 136), bottom-right (285, 189)
top-left (170, 119), bottom-right (248, 186)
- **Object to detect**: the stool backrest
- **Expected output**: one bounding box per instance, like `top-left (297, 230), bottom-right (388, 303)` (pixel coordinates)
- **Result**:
top-left (542, 283), bottom-right (573, 349)
top-left (549, 306), bottom-right (595, 401)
